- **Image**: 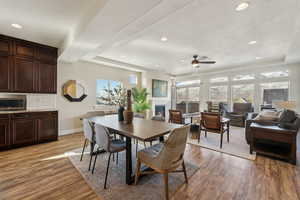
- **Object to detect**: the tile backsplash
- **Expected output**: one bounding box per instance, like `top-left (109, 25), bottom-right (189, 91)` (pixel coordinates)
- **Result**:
top-left (26, 94), bottom-right (56, 109)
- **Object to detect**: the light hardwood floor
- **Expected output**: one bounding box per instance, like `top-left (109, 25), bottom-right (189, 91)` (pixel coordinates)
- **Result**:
top-left (0, 132), bottom-right (299, 200)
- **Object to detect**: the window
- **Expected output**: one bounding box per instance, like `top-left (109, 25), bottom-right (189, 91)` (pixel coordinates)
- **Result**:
top-left (260, 82), bottom-right (289, 104)
top-left (176, 80), bottom-right (201, 87)
top-left (232, 74), bottom-right (255, 81)
top-left (232, 84), bottom-right (255, 103)
top-left (260, 70), bottom-right (289, 78)
top-left (210, 77), bottom-right (228, 83)
top-left (96, 80), bottom-right (122, 105)
top-left (209, 86), bottom-right (228, 102)
top-left (176, 87), bottom-right (200, 114)
top-left (129, 74), bottom-right (138, 85)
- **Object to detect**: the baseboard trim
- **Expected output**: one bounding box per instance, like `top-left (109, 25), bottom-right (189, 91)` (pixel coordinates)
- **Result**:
top-left (59, 128), bottom-right (83, 136)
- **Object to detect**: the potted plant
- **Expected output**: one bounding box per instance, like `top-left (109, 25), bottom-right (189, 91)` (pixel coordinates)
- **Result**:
top-left (99, 85), bottom-right (127, 121)
top-left (132, 87), bottom-right (151, 118)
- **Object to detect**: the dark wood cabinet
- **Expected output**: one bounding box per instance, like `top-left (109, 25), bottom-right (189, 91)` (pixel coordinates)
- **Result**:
top-left (12, 113), bottom-right (36, 146)
top-left (0, 115), bottom-right (10, 149)
top-left (37, 62), bottom-right (56, 93)
top-left (13, 58), bottom-right (36, 92)
top-left (37, 112), bottom-right (58, 143)
top-left (0, 34), bottom-right (57, 94)
top-left (0, 55), bottom-right (12, 92)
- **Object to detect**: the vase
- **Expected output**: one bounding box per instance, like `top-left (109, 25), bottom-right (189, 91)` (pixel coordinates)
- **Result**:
top-left (118, 106), bottom-right (125, 121)
top-left (123, 89), bottom-right (134, 124)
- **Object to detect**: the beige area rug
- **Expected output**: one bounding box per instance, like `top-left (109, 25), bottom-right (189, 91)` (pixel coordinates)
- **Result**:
top-left (188, 126), bottom-right (256, 160)
top-left (68, 146), bottom-right (199, 200)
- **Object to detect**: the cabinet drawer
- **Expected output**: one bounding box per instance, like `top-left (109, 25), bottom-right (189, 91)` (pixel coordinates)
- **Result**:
top-left (11, 113), bottom-right (34, 119)
top-left (36, 46), bottom-right (57, 64)
top-left (14, 41), bottom-right (35, 59)
top-left (0, 37), bottom-right (12, 55)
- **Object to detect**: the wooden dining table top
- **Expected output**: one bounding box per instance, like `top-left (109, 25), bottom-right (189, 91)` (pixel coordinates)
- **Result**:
top-left (87, 115), bottom-right (183, 141)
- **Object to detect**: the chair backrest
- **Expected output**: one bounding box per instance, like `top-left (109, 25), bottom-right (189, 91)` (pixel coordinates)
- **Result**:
top-left (94, 124), bottom-right (111, 151)
top-left (169, 110), bottom-right (183, 124)
top-left (233, 103), bottom-right (253, 114)
top-left (155, 125), bottom-right (190, 170)
top-left (83, 119), bottom-right (94, 141)
top-left (201, 112), bottom-right (221, 130)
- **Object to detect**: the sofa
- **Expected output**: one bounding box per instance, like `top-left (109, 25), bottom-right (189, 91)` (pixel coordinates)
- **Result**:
top-left (245, 110), bottom-right (300, 144)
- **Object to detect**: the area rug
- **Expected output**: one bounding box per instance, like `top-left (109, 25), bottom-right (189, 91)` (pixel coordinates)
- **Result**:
top-left (188, 126), bottom-right (256, 160)
top-left (67, 146), bottom-right (199, 200)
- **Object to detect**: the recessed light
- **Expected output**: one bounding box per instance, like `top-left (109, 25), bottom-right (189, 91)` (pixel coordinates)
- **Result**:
top-left (11, 23), bottom-right (22, 29)
top-left (256, 57), bottom-right (262, 60)
top-left (248, 40), bottom-right (257, 45)
top-left (180, 59), bottom-right (185, 63)
top-left (236, 2), bottom-right (249, 11)
top-left (161, 37), bottom-right (168, 42)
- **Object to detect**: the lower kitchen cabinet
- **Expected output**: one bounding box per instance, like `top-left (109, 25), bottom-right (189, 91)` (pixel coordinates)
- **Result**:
top-left (0, 111), bottom-right (58, 151)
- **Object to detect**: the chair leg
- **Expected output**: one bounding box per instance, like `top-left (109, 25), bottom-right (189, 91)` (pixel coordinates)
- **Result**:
top-left (112, 153), bottom-right (115, 162)
top-left (150, 141), bottom-right (153, 146)
top-left (227, 130), bottom-right (229, 142)
top-left (182, 160), bottom-right (188, 184)
top-left (205, 131), bottom-right (207, 137)
top-left (88, 153), bottom-right (93, 171)
top-left (116, 153), bottom-right (119, 165)
top-left (135, 158), bottom-right (141, 185)
top-left (163, 173), bottom-right (169, 200)
top-left (80, 139), bottom-right (87, 161)
top-left (198, 130), bottom-right (201, 143)
top-left (104, 153), bottom-right (112, 189)
top-left (220, 133), bottom-right (223, 149)
top-left (136, 141), bottom-right (138, 157)
top-left (92, 153), bottom-right (98, 174)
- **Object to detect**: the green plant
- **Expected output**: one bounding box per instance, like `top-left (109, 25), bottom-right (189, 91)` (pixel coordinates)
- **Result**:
top-left (99, 85), bottom-right (127, 106)
top-left (132, 87), bottom-right (151, 113)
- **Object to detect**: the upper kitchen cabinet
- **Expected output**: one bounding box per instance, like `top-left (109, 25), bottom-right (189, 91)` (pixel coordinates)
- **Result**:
top-left (0, 34), bottom-right (57, 94)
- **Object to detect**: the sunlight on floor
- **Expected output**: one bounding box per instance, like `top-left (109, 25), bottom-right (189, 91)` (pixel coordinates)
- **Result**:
top-left (41, 151), bottom-right (89, 161)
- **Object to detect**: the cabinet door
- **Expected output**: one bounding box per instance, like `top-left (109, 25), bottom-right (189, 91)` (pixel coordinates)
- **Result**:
top-left (12, 118), bottom-right (36, 145)
top-left (13, 58), bottom-right (36, 92)
top-left (14, 40), bottom-right (35, 59)
top-left (37, 112), bottom-right (58, 142)
top-left (37, 62), bottom-right (56, 93)
top-left (0, 55), bottom-right (12, 92)
top-left (0, 37), bottom-right (12, 56)
top-left (36, 46), bottom-right (57, 64)
top-left (0, 118), bottom-right (10, 148)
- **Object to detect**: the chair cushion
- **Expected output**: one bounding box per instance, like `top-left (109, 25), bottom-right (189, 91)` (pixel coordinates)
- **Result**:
top-left (137, 143), bottom-right (163, 164)
top-left (254, 110), bottom-right (282, 121)
top-left (109, 139), bottom-right (126, 153)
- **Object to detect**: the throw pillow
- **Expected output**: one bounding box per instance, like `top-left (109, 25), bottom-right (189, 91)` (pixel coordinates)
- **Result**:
top-left (278, 109), bottom-right (297, 129)
top-left (254, 110), bottom-right (281, 121)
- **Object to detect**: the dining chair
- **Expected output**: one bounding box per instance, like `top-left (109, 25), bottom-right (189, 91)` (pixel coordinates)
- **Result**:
top-left (92, 124), bottom-right (126, 189)
top-left (169, 110), bottom-right (184, 124)
top-left (135, 125), bottom-right (190, 200)
top-left (200, 112), bottom-right (229, 148)
top-left (80, 119), bottom-right (95, 171)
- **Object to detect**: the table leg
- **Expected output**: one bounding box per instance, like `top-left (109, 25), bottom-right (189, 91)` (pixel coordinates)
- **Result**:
top-left (159, 136), bottom-right (165, 142)
top-left (126, 136), bottom-right (133, 184)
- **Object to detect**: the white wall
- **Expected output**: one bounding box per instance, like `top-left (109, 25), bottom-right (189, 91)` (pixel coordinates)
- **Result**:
top-left (176, 62), bottom-right (300, 113)
top-left (141, 71), bottom-right (173, 119)
top-left (57, 60), bottom-right (141, 135)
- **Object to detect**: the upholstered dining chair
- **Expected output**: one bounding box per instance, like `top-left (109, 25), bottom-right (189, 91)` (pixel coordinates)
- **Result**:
top-left (92, 124), bottom-right (126, 189)
top-left (80, 119), bottom-right (96, 171)
top-left (135, 125), bottom-right (190, 200)
top-left (200, 112), bottom-right (229, 148)
top-left (169, 110), bottom-right (184, 124)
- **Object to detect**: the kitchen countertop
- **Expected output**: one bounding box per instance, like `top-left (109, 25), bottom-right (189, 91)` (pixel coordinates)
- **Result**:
top-left (0, 109), bottom-right (58, 114)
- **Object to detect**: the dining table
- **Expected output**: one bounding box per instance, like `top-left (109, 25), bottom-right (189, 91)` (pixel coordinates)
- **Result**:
top-left (87, 114), bottom-right (182, 185)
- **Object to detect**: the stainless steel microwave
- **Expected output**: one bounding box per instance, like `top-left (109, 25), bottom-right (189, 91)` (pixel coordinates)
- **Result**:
top-left (0, 95), bottom-right (26, 111)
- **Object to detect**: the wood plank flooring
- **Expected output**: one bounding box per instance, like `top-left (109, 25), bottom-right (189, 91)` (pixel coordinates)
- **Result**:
top-left (0, 132), bottom-right (299, 200)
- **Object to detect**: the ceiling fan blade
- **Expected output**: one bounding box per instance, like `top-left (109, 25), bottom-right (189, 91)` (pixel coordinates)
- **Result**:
top-left (198, 61), bottom-right (216, 64)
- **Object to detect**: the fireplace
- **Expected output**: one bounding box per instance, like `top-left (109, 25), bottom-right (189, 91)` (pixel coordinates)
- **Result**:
top-left (155, 105), bottom-right (166, 117)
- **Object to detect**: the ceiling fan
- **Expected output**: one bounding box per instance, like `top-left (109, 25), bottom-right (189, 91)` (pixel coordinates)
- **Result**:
top-left (191, 55), bottom-right (216, 68)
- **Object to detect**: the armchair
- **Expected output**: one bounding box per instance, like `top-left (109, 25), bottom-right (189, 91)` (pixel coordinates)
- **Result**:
top-left (226, 103), bottom-right (253, 127)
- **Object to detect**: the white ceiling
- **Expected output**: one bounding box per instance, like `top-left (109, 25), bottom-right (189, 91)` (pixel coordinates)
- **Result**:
top-left (1, 0), bottom-right (300, 75)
